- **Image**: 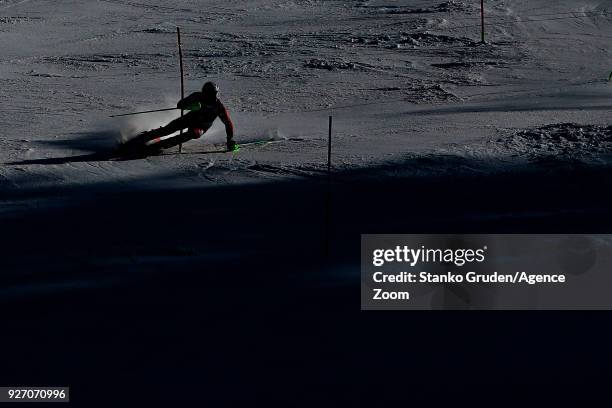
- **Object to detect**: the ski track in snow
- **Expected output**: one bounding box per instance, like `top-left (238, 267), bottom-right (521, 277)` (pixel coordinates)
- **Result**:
top-left (0, 0), bottom-right (31, 10)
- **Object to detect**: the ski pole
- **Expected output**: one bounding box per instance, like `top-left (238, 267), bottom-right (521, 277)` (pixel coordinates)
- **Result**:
top-left (109, 107), bottom-right (178, 118)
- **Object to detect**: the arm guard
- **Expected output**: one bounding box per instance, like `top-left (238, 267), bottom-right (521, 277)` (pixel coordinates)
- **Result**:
top-left (177, 92), bottom-right (201, 110)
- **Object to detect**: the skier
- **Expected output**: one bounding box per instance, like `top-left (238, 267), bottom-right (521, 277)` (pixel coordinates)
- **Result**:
top-left (122, 81), bottom-right (236, 153)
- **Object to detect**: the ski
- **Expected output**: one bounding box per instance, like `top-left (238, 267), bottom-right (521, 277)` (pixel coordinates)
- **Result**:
top-left (114, 134), bottom-right (287, 159)
top-left (213, 139), bottom-right (284, 153)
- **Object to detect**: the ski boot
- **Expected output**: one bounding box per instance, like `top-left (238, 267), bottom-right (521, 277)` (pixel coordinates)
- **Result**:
top-left (116, 128), bottom-right (163, 156)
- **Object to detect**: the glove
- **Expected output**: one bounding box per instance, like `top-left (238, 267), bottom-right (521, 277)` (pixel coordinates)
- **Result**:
top-left (227, 140), bottom-right (238, 152)
top-left (186, 102), bottom-right (201, 111)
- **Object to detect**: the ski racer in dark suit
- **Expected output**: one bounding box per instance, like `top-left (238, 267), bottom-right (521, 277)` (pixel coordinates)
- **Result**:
top-left (127, 81), bottom-right (236, 152)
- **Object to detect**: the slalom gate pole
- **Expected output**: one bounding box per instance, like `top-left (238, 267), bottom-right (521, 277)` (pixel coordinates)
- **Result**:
top-left (480, 0), bottom-right (485, 43)
top-left (324, 115), bottom-right (333, 257)
top-left (109, 107), bottom-right (178, 118)
top-left (177, 27), bottom-right (185, 153)
top-left (328, 116), bottom-right (332, 183)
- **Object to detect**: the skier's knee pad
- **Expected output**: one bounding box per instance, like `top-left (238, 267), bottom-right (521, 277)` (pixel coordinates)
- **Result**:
top-left (191, 128), bottom-right (205, 139)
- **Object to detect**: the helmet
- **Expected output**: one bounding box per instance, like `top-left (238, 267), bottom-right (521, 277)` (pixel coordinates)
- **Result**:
top-left (202, 81), bottom-right (219, 99)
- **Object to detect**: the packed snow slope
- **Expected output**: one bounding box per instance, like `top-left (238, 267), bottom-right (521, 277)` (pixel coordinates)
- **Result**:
top-left (1, 0), bottom-right (610, 191)
top-left (1, 0), bottom-right (612, 404)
